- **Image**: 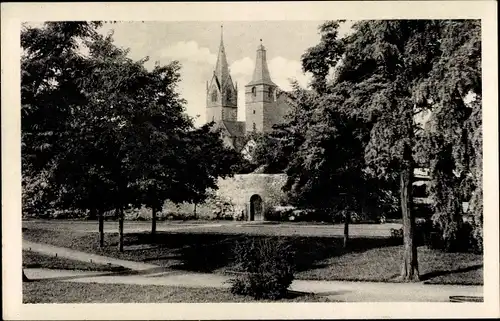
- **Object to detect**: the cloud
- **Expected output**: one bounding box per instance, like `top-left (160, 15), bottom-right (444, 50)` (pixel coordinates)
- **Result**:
top-left (230, 57), bottom-right (254, 76)
top-left (268, 56), bottom-right (311, 90)
top-left (159, 41), bottom-right (216, 65)
top-left (155, 41), bottom-right (218, 126)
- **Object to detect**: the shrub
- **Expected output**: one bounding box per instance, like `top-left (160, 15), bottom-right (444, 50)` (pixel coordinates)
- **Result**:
top-left (390, 228), bottom-right (403, 239)
top-left (389, 219), bottom-right (435, 246)
top-left (233, 208), bottom-right (245, 221)
top-left (163, 211), bottom-right (197, 221)
top-left (266, 206), bottom-right (295, 221)
top-left (229, 237), bottom-right (295, 300)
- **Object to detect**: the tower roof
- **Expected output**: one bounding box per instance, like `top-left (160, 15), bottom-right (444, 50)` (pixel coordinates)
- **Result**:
top-left (247, 39), bottom-right (276, 87)
top-left (214, 25), bottom-right (230, 89)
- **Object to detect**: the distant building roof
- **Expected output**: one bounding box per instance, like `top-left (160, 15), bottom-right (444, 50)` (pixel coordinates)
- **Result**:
top-left (221, 120), bottom-right (245, 138)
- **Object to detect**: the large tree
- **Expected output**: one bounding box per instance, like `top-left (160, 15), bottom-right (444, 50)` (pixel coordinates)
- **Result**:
top-left (22, 22), bottom-right (195, 250)
top-left (302, 19), bottom-right (482, 278)
top-left (418, 21), bottom-right (482, 251)
top-left (22, 22), bottom-right (241, 251)
top-left (21, 22), bottom-right (102, 216)
top-left (283, 25), bottom-right (399, 246)
top-left (302, 20), bottom-right (446, 280)
top-left (139, 123), bottom-right (241, 235)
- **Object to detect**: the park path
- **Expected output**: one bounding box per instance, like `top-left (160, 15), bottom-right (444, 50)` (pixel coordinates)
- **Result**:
top-left (23, 241), bottom-right (483, 302)
top-left (23, 267), bottom-right (483, 302)
top-left (23, 240), bottom-right (158, 271)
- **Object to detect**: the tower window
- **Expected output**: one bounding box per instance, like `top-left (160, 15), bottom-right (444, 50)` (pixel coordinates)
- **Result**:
top-left (253, 122), bottom-right (256, 132)
top-left (251, 87), bottom-right (256, 97)
top-left (268, 87), bottom-right (273, 99)
top-left (211, 91), bottom-right (218, 102)
top-left (253, 110), bottom-right (255, 114)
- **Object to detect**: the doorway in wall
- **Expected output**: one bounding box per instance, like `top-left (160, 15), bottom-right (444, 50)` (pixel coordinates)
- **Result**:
top-left (249, 194), bottom-right (263, 221)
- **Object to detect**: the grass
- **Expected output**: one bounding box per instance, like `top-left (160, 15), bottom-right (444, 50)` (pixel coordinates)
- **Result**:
top-left (295, 245), bottom-right (483, 285)
top-left (23, 250), bottom-right (129, 272)
top-left (23, 281), bottom-right (333, 303)
top-left (23, 227), bottom-right (483, 285)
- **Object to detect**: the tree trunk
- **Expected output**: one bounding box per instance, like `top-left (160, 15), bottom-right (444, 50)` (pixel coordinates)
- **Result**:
top-left (118, 207), bottom-right (124, 252)
top-left (343, 211), bottom-right (350, 248)
top-left (400, 163), bottom-right (419, 281)
top-left (88, 207), bottom-right (97, 220)
top-left (151, 207), bottom-right (157, 236)
top-left (193, 203), bottom-right (197, 219)
top-left (98, 209), bottom-right (104, 248)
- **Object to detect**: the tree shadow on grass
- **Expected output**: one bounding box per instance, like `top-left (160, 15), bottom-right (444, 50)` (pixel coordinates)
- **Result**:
top-left (291, 236), bottom-right (402, 272)
top-left (419, 264), bottom-right (483, 282)
top-left (123, 232), bottom-right (402, 274)
top-left (23, 266), bottom-right (177, 283)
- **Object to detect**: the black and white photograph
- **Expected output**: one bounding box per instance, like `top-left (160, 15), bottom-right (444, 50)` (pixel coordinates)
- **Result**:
top-left (2, 1), bottom-right (498, 320)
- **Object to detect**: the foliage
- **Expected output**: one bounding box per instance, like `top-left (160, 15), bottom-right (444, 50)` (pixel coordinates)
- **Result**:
top-left (301, 18), bottom-right (481, 270)
top-left (390, 219), bottom-right (476, 253)
top-left (229, 237), bottom-right (295, 300)
top-left (299, 20), bottom-right (481, 280)
top-left (22, 168), bottom-right (55, 218)
top-left (246, 132), bottom-right (291, 174)
top-left (301, 20), bottom-right (347, 92)
top-left (21, 22), bottom-right (102, 215)
top-left (21, 22), bottom-right (239, 228)
top-left (419, 21), bottom-right (482, 252)
top-left (277, 23), bottom-right (400, 222)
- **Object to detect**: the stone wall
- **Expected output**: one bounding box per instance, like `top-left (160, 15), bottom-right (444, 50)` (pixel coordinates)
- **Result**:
top-left (126, 173), bottom-right (288, 221)
top-left (215, 173), bottom-right (288, 220)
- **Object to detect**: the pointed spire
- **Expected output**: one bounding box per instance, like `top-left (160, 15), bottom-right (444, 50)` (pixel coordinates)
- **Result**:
top-left (214, 24), bottom-right (230, 88)
top-left (221, 25), bottom-right (224, 46)
top-left (248, 39), bottom-right (275, 87)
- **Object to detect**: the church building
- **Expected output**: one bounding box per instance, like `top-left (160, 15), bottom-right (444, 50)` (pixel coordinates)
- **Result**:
top-left (206, 27), bottom-right (291, 154)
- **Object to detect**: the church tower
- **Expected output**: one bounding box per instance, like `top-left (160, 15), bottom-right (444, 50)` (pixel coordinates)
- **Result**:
top-left (206, 26), bottom-right (238, 123)
top-left (245, 40), bottom-right (278, 134)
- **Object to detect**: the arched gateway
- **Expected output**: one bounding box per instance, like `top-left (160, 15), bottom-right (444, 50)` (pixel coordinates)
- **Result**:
top-left (249, 194), bottom-right (263, 221)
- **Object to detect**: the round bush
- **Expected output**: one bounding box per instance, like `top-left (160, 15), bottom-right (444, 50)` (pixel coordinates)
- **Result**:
top-left (229, 237), bottom-right (295, 300)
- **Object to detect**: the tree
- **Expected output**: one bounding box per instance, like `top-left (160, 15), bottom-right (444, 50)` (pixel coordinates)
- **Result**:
top-left (21, 21), bottom-right (101, 202)
top-left (22, 23), bottom-right (184, 250)
top-left (118, 59), bottom-right (192, 236)
top-left (280, 78), bottom-right (397, 248)
top-left (301, 20), bottom-right (451, 280)
top-left (135, 123), bottom-right (241, 236)
top-left (244, 131), bottom-right (290, 174)
top-left (418, 21), bottom-right (482, 251)
top-left (21, 22), bottom-right (241, 251)
top-left (465, 97), bottom-right (482, 251)
top-left (21, 22), bottom-right (113, 246)
top-left (248, 82), bottom-right (312, 177)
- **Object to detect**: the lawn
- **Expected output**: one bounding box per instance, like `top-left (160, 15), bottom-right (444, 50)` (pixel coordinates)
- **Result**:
top-left (295, 245), bottom-right (483, 285)
top-left (23, 250), bottom-right (129, 272)
top-left (23, 281), bottom-right (333, 303)
top-left (23, 227), bottom-right (483, 285)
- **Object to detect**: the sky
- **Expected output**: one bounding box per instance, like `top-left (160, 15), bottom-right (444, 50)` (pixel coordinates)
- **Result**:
top-left (97, 21), bottom-right (354, 127)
